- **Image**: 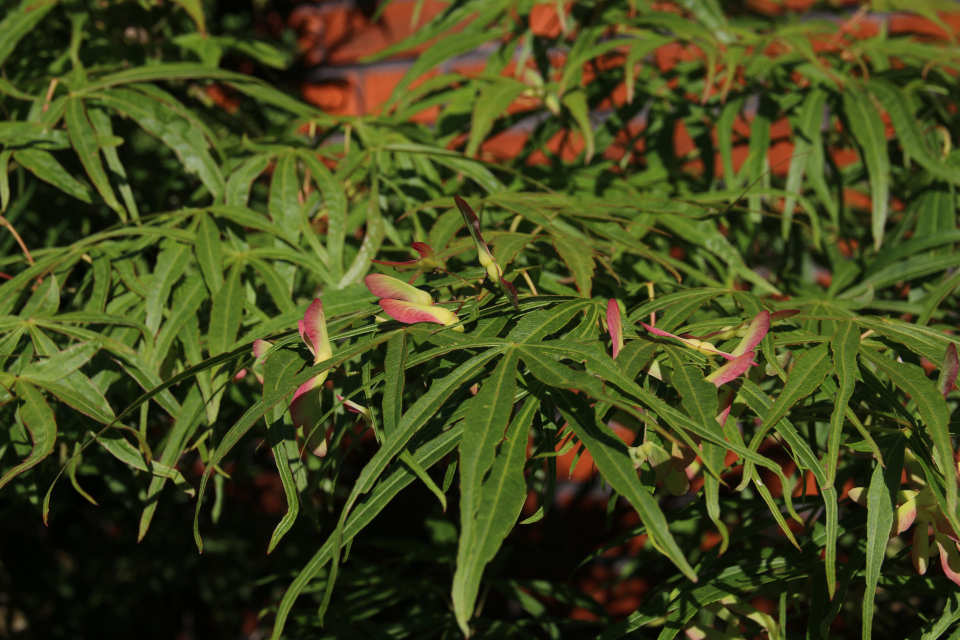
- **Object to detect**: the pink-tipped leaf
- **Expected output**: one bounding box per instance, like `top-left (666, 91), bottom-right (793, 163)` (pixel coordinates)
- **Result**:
top-left (378, 299), bottom-right (464, 332)
top-left (731, 311), bottom-right (770, 357)
top-left (607, 299), bottom-right (624, 359)
top-left (938, 343), bottom-right (959, 399)
top-left (365, 274), bottom-right (434, 306)
top-left (299, 299), bottom-right (332, 364)
top-left (705, 352), bottom-right (756, 386)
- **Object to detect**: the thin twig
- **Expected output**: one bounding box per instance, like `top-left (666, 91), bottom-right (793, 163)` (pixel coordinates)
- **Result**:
top-left (0, 215), bottom-right (34, 265)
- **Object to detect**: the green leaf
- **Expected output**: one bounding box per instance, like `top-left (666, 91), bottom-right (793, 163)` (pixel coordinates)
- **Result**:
top-left (19, 273), bottom-right (60, 318)
top-left (194, 212), bottom-right (223, 294)
top-left (21, 341), bottom-right (99, 382)
top-left (269, 153), bottom-right (301, 242)
top-left (667, 353), bottom-right (728, 553)
top-left (192, 331), bottom-right (400, 550)
top-left (263, 347), bottom-right (306, 553)
top-left (452, 348), bottom-right (519, 635)
top-left (144, 240), bottom-right (189, 334)
top-left (550, 388), bottom-right (697, 582)
top-left (506, 299), bottom-right (593, 342)
top-left (30, 372), bottom-right (115, 425)
top-left (150, 274), bottom-right (207, 368)
top-left (92, 88), bottom-right (224, 199)
top-left (224, 154), bottom-right (271, 207)
top-left (747, 343), bottom-right (830, 449)
top-left (552, 234), bottom-right (595, 298)
top-left (862, 438), bottom-right (905, 640)
top-left (843, 87), bottom-right (891, 250)
top-left (855, 316), bottom-right (958, 363)
top-left (828, 320), bottom-right (860, 485)
top-left (13, 148), bottom-right (93, 203)
top-left (297, 151), bottom-right (346, 282)
top-left (207, 263), bottom-right (243, 357)
top-left (869, 80), bottom-right (960, 187)
top-left (0, 0), bottom-right (59, 68)
top-left (86, 107), bottom-right (138, 220)
top-left (0, 381), bottom-right (56, 491)
top-left (861, 349), bottom-right (957, 530)
top-left (338, 174), bottom-right (384, 288)
top-left (561, 89), bottom-right (595, 164)
top-left (139, 386), bottom-right (205, 541)
top-left (387, 31), bottom-right (493, 105)
top-left (171, 0), bottom-right (206, 34)
top-left (95, 430), bottom-right (193, 496)
top-left (381, 331), bottom-right (406, 439)
top-left (466, 79), bottom-right (527, 159)
top-left (269, 424), bottom-right (464, 640)
top-left (316, 347), bottom-right (504, 624)
top-left (65, 97), bottom-right (125, 219)
top-left (248, 258), bottom-right (295, 314)
top-left (782, 89), bottom-right (827, 239)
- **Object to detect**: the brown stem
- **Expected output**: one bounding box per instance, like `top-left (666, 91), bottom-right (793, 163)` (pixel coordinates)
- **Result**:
top-left (0, 215), bottom-right (34, 265)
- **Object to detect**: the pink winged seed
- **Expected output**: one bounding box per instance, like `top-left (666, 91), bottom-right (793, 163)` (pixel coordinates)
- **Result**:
top-left (378, 299), bottom-right (462, 330)
top-left (731, 311), bottom-right (770, 357)
top-left (252, 339), bottom-right (272, 362)
top-left (607, 300), bottom-right (624, 359)
top-left (289, 374), bottom-right (326, 434)
top-left (641, 323), bottom-right (737, 361)
top-left (411, 242), bottom-right (437, 260)
top-left (300, 298), bottom-right (332, 363)
top-left (705, 352), bottom-right (757, 387)
top-left (365, 274), bottom-right (434, 306)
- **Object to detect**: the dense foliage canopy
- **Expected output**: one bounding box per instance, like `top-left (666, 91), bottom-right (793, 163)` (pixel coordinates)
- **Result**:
top-left (1, 0), bottom-right (960, 637)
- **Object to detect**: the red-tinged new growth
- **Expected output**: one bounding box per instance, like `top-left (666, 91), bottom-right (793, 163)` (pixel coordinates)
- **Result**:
top-left (453, 195), bottom-right (519, 310)
top-left (378, 299), bottom-right (464, 332)
top-left (290, 299), bottom-right (334, 457)
top-left (607, 299), bottom-right (624, 359)
top-left (371, 242), bottom-right (441, 273)
top-left (365, 274), bottom-right (434, 306)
